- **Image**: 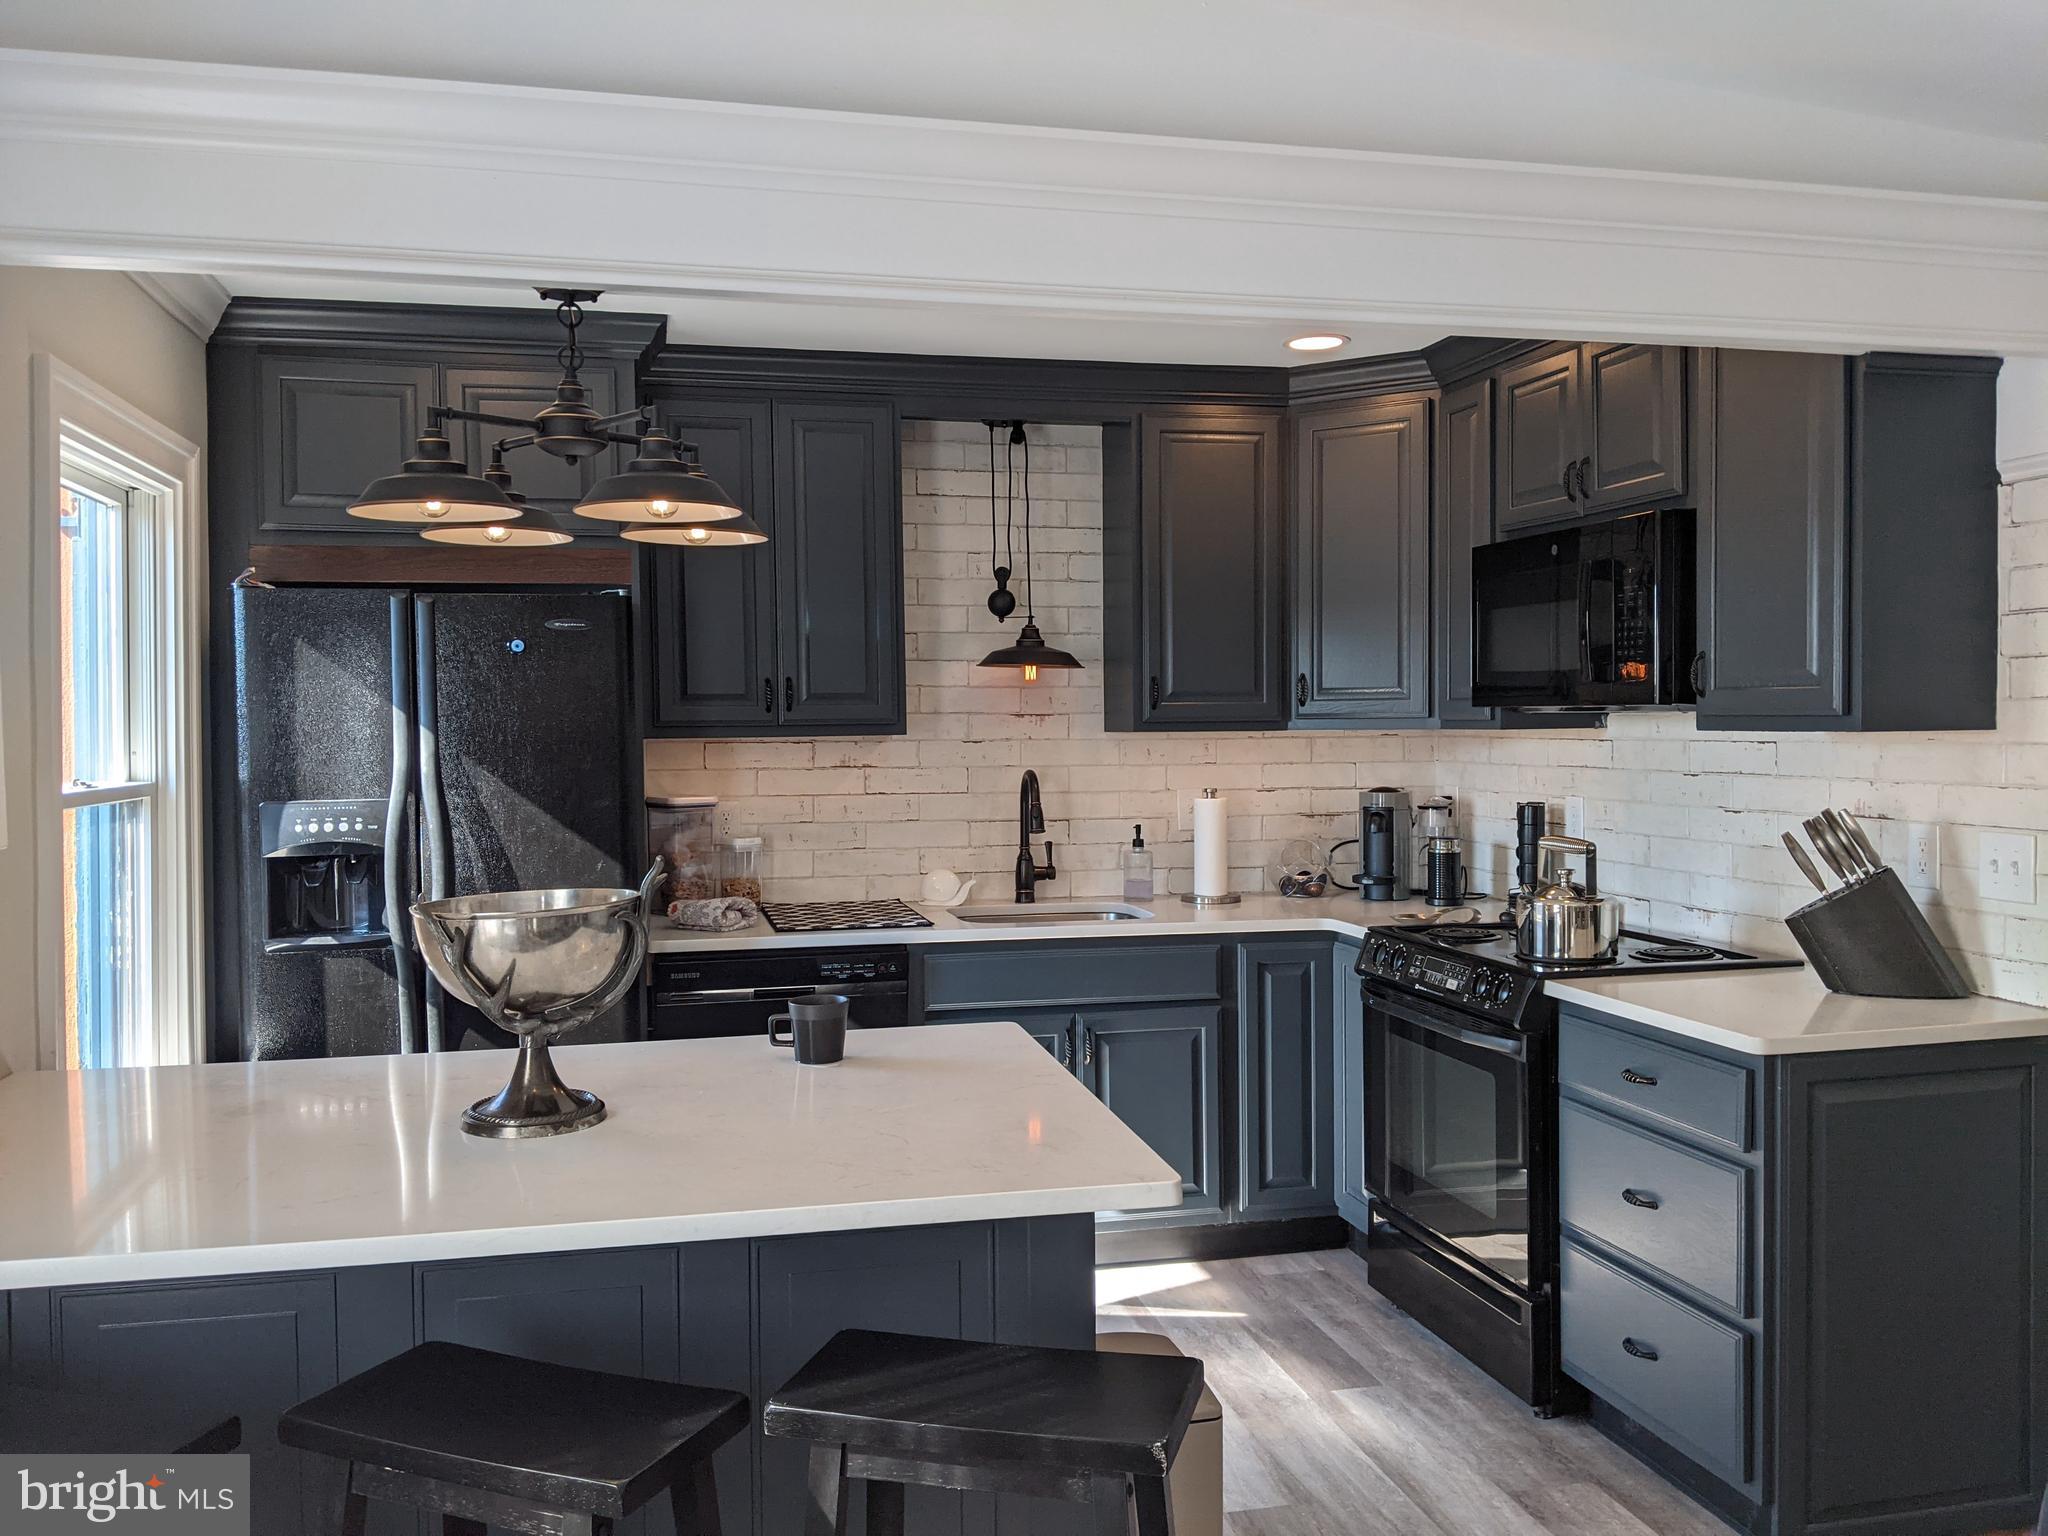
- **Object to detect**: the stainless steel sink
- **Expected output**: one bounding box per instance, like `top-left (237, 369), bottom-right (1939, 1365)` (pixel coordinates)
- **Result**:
top-left (950, 901), bottom-right (1155, 925)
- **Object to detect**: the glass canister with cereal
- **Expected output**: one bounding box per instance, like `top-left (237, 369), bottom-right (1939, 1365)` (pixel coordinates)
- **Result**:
top-left (721, 836), bottom-right (764, 902)
top-left (646, 795), bottom-right (718, 903)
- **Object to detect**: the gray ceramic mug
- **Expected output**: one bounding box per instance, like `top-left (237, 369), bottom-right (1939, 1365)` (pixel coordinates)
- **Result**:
top-left (768, 994), bottom-right (849, 1064)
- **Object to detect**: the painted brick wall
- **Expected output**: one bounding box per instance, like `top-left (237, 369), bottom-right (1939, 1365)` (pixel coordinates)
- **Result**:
top-left (645, 420), bottom-right (2048, 1005)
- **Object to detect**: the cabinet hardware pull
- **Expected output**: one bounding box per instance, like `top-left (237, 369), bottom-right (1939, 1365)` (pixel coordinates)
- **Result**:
top-left (1561, 467), bottom-right (1577, 502)
top-left (1689, 651), bottom-right (1705, 694)
top-left (1621, 1188), bottom-right (1660, 1210)
top-left (1621, 1068), bottom-right (1658, 1087)
top-left (1083, 1029), bottom-right (1094, 1066)
top-left (761, 678), bottom-right (774, 714)
top-left (1296, 672), bottom-right (1309, 708)
top-left (1577, 455), bottom-right (1592, 500)
top-left (1622, 1337), bottom-right (1660, 1362)
top-left (784, 676), bottom-right (795, 712)
top-left (1149, 676), bottom-right (1161, 710)
top-left (1058, 1033), bottom-right (1071, 1066)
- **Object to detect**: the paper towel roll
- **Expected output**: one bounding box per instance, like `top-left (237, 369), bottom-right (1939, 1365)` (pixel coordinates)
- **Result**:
top-left (1192, 793), bottom-right (1230, 898)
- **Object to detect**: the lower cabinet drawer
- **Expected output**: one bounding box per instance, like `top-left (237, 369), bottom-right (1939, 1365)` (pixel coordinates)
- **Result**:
top-left (1561, 1242), bottom-right (1753, 1489)
top-left (922, 943), bottom-right (1223, 1011)
top-left (1560, 1100), bottom-right (1750, 1315)
top-left (1559, 1010), bottom-right (1753, 1152)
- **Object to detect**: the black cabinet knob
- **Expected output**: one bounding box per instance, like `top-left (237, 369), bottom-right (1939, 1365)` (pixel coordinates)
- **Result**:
top-left (1149, 676), bottom-right (1161, 710)
top-left (1296, 673), bottom-right (1309, 707)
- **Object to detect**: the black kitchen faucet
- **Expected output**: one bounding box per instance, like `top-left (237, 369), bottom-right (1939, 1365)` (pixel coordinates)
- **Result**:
top-left (1015, 770), bottom-right (1058, 902)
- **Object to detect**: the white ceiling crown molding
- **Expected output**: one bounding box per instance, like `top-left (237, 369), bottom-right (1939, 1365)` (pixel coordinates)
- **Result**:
top-left (126, 270), bottom-right (230, 340)
top-left (2, 49), bottom-right (2045, 355)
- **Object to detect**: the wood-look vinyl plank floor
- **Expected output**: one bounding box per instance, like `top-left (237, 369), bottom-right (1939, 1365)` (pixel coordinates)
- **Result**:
top-left (1098, 1248), bottom-right (1732, 1536)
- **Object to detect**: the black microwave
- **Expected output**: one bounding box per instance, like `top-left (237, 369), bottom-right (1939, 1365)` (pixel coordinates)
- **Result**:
top-left (1470, 507), bottom-right (1696, 710)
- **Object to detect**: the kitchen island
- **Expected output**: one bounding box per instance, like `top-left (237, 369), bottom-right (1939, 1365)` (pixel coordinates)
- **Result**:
top-left (0, 1024), bottom-right (1178, 1536)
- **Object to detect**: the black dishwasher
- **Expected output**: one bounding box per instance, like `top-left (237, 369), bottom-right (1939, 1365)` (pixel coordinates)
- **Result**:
top-left (646, 947), bottom-right (912, 1040)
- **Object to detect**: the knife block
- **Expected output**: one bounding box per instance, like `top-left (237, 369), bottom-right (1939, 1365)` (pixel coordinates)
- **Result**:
top-left (1785, 867), bottom-right (1970, 998)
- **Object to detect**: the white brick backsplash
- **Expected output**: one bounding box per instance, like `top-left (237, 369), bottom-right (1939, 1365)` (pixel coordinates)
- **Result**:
top-left (642, 422), bottom-right (2048, 1005)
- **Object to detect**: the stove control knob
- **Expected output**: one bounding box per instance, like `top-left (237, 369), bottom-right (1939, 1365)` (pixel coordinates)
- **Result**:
top-left (1368, 942), bottom-right (1387, 971)
top-left (1492, 974), bottom-right (1514, 1003)
top-left (1393, 950), bottom-right (1411, 974)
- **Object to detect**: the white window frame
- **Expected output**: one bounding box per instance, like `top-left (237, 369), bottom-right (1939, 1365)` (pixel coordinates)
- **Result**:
top-left (31, 355), bottom-right (206, 1070)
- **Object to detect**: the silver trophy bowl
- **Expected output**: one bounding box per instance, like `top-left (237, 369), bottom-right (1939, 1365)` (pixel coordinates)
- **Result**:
top-left (412, 863), bottom-right (662, 1138)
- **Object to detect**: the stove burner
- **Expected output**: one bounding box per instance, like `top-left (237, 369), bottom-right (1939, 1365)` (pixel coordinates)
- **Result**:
top-left (1632, 943), bottom-right (1719, 963)
top-left (1416, 925), bottom-right (1504, 947)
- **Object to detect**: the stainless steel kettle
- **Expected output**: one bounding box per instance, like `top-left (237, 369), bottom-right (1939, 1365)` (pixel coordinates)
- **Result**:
top-left (1514, 835), bottom-right (1624, 963)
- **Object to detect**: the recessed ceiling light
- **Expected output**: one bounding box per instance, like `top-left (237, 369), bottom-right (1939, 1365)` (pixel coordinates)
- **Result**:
top-left (1286, 333), bottom-right (1349, 353)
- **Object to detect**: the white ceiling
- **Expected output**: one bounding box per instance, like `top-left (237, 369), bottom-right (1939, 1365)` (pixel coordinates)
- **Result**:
top-left (4, 3), bottom-right (2044, 363)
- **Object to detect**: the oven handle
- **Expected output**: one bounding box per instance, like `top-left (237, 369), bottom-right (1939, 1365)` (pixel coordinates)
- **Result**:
top-left (1364, 982), bottom-right (1527, 1060)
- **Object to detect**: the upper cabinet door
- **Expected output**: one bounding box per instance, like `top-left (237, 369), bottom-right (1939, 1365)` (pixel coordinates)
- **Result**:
top-left (1434, 376), bottom-right (1496, 725)
top-left (1141, 411), bottom-right (1287, 727)
top-left (443, 364), bottom-right (631, 527)
top-left (1291, 396), bottom-right (1431, 721)
top-left (771, 400), bottom-right (905, 732)
top-left (256, 355), bottom-right (437, 535)
top-left (641, 399), bottom-right (778, 733)
top-left (1696, 349), bottom-right (1847, 722)
top-left (1494, 345), bottom-right (1583, 531)
top-left (1581, 343), bottom-right (1688, 509)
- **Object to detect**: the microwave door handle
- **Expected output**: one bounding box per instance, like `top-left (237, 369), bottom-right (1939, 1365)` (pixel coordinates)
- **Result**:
top-left (1577, 558), bottom-right (1595, 684)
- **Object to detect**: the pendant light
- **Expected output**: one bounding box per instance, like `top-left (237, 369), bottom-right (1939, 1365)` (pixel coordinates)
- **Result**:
top-left (576, 430), bottom-right (744, 525)
top-left (977, 421), bottom-right (1081, 683)
top-left (347, 430), bottom-right (520, 524)
top-left (419, 450), bottom-right (576, 546)
top-left (345, 288), bottom-right (754, 549)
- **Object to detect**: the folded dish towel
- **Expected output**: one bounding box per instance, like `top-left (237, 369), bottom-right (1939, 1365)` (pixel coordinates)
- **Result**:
top-left (667, 896), bottom-right (762, 933)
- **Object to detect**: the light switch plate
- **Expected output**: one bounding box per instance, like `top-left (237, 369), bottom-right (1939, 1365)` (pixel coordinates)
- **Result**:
top-left (1564, 796), bottom-right (1586, 839)
top-left (1904, 823), bottom-right (1940, 889)
top-left (1981, 831), bottom-right (2035, 903)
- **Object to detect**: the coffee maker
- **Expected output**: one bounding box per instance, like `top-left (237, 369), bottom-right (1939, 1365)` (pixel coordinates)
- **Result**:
top-left (1358, 788), bottom-right (1410, 901)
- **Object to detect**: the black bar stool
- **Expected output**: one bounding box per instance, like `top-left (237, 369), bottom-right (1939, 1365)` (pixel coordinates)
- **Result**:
top-left (763, 1329), bottom-right (1205, 1536)
top-left (279, 1341), bottom-right (748, 1536)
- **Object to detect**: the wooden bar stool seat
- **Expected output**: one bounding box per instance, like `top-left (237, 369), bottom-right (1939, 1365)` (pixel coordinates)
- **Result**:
top-left (763, 1329), bottom-right (1205, 1536)
top-left (279, 1340), bottom-right (747, 1536)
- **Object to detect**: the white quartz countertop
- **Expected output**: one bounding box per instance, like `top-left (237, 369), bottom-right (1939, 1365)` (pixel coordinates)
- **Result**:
top-left (0, 1024), bottom-right (1182, 1290)
top-left (1546, 969), bottom-right (2048, 1055)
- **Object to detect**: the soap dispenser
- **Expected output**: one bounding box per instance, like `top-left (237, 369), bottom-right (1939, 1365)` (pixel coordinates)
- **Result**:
top-left (1122, 824), bottom-right (1155, 901)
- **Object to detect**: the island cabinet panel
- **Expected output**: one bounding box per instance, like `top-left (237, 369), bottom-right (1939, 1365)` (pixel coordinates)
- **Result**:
top-left (1289, 395), bottom-right (1432, 723)
top-left (1103, 410), bottom-right (1287, 729)
top-left (1235, 942), bottom-right (1336, 1218)
top-left (1331, 941), bottom-right (1372, 1230)
top-left (10, 1272), bottom-right (344, 1533)
top-left (1082, 1004), bottom-right (1226, 1222)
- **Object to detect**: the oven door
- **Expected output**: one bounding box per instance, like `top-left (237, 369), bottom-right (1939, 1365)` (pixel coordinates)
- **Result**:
top-left (1364, 982), bottom-right (1533, 1294)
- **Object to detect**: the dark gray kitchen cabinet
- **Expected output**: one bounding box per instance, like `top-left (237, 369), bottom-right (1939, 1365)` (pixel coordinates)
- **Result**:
top-left (1235, 942), bottom-right (1336, 1218)
top-left (1290, 394), bottom-right (1432, 723)
top-left (1104, 410), bottom-right (1287, 729)
top-left (254, 354), bottom-right (439, 538)
top-left (639, 395), bottom-right (905, 737)
top-left (1433, 376), bottom-right (1495, 726)
top-left (7, 1272), bottom-right (346, 1532)
top-left (1696, 350), bottom-right (1998, 731)
top-left (1495, 342), bottom-right (1687, 532)
top-left (1494, 344), bottom-right (1582, 530)
top-left (640, 398), bottom-right (777, 731)
top-left (1080, 1003), bottom-right (1225, 1221)
top-left (1331, 940), bottom-right (1371, 1230)
top-left (1559, 1004), bottom-right (2048, 1536)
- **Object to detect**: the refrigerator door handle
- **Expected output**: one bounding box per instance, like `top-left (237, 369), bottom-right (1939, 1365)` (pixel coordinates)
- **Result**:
top-left (415, 596), bottom-right (451, 1052)
top-left (386, 594), bottom-right (423, 1054)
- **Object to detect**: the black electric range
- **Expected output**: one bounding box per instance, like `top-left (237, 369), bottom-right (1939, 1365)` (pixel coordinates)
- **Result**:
top-left (1353, 921), bottom-right (1798, 1414)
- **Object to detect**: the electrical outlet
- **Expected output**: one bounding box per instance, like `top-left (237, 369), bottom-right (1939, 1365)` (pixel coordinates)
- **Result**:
top-left (1564, 796), bottom-right (1586, 839)
top-left (1904, 823), bottom-right (1940, 889)
top-left (715, 806), bottom-right (737, 843)
top-left (1981, 832), bottom-right (2035, 903)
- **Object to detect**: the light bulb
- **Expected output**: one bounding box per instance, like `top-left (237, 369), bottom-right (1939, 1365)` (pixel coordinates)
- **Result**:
top-left (683, 526), bottom-right (710, 543)
top-left (1022, 663), bottom-right (1040, 683)
top-left (648, 498), bottom-right (673, 517)
top-left (483, 526), bottom-right (511, 543)
top-left (1286, 333), bottom-right (1349, 352)
top-left (422, 499), bottom-right (447, 517)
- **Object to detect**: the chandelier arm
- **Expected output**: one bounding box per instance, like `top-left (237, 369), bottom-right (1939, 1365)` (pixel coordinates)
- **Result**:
top-left (435, 406), bottom-right (543, 432)
top-left (592, 408), bottom-right (652, 430)
top-left (494, 433), bottom-right (539, 454)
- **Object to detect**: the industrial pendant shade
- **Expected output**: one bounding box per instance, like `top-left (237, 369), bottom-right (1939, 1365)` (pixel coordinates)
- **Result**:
top-left (347, 431), bottom-right (520, 524)
top-left (977, 421), bottom-right (1082, 682)
top-left (346, 289), bottom-right (756, 551)
top-left (576, 431), bottom-right (744, 524)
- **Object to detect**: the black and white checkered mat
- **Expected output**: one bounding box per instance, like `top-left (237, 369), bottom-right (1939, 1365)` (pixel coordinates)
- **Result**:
top-left (758, 898), bottom-right (934, 933)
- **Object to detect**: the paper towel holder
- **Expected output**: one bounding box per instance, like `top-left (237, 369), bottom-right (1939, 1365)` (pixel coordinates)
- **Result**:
top-left (1181, 787), bottom-right (1242, 906)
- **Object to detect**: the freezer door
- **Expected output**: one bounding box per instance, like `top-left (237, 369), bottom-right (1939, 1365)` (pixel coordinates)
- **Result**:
top-left (414, 591), bottom-right (642, 1046)
top-left (222, 585), bottom-right (413, 1060)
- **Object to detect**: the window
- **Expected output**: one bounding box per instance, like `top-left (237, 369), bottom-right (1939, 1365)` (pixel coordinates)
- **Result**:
top-left (34, 357), bottom-right (204, 1070)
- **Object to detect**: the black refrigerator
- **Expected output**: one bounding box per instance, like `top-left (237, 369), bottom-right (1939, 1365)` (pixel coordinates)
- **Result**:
top-left (214, 585), bottom-right (643, 1061)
